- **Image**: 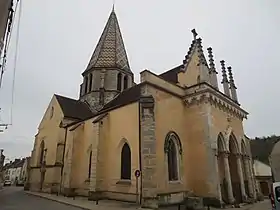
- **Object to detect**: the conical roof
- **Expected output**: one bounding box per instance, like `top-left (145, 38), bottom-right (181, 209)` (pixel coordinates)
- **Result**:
top-left (84, 9), bottom-right (131, 74)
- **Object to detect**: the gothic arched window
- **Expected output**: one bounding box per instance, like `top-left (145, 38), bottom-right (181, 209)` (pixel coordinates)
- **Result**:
top-left (88, 151), bottom-right (92, 179)
top-left (88, 73), bottom-right (93, 92)
top-left (84, 76), bottom-right (88, 94)
top-left (117, 73), bottom-right (122, 91)
top-left (39, 141), bottom-right (45, 165)
top-left (123, 75), bottom-right (128, 90)
top-left (121, 143), bottom-right (131, 180)
top-left (164, 132), bottom-right (182, 181)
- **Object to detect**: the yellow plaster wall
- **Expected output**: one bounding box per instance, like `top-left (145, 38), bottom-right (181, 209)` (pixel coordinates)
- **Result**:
top-left (101, 102), bottom-right (139, 195)
top-left (146, 85), bottom-right (210, 196)
top-left (30, 95), bottom-right (67, 187)
top-left (178, 47), bottom-right (200, 87)
top-left (66, 102), bottom-right (140, 199)
top-left (210, 106), bottom-right (245, 151)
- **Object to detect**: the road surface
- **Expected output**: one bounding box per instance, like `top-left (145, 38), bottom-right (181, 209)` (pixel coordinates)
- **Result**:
top-left (0, 186), bottom-right (81, 210)
top-left (0, 186), bottom-right (272, 210)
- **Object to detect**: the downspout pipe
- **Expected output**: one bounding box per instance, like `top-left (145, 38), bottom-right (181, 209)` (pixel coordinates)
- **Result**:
top-left (59, 125), bottom-right (68, 194)
top-left (138, 102), bottom-right (142, 204)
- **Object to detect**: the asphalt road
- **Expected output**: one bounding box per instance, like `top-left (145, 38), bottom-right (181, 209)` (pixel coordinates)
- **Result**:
top-left (0, 186), bottom-right (81, 210)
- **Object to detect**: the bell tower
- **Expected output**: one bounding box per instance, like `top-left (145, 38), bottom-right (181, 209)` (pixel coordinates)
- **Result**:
top-left (79, 8), bottom-right (134, 112)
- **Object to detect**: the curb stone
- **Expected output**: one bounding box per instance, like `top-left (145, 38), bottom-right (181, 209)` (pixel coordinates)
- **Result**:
top-left (25, 191), bottom-right (90, 210)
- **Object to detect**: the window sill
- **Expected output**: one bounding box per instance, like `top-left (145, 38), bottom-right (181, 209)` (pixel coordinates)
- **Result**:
top-left (168, 180), bottom-right (182, 185)
top-left (116, 179), bottom-right (131, 185)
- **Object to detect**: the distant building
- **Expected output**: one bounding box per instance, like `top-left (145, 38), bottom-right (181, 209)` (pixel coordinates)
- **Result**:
top-left (0, 149), bottom-right (5, 188)
top-left (250, 136), bottom-right (280, 197)
top-left (3, 158), bottom-right (29, 185)
top-left (271, 140), bottom-right (280, 182)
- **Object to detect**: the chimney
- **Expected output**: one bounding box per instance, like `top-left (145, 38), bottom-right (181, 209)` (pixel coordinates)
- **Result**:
top-left (227, 66), bottom-right (238, 103)
top-left (220, 60), bottom-right (230, 97)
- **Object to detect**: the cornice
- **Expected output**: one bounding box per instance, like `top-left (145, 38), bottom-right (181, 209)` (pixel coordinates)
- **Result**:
top-left (184, 84), bottom-right (248, 120)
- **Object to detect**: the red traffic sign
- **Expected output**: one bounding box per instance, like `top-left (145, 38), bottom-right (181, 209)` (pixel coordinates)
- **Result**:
top-left (134, 169), bottom-right (141, 177)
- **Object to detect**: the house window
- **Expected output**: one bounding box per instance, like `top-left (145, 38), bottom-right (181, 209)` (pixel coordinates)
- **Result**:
top-left (164, 132), bottom-right (182, 181)
top-left (123, 75), bottom-right (128, 90)
top-left (88, 151), bottom-right (92, 179)
top-left (121, 143), bottom-right (131, 180)
top-left (117, 73), bottom-right (122, 91)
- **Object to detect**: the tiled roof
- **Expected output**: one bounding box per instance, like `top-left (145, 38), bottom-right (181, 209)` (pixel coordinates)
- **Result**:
top-left (250, 136), bottom-right (280, 165)
top-left (159, 65), bottom-right (183, 84)
top-left (98, 83), bottom-right (142, 113)
top-left (55, 94), bottom-right (93, 120)
top-left (84, 9), bottom-right (131, 74)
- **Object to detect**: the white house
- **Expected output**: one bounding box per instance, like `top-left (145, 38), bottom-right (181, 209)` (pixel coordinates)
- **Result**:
top-left (250, 136), bottom-right (280, 197)
top-left (4, 158), bottom-right (25, 185)
top-left (252, 159), bottom-right (272, 197)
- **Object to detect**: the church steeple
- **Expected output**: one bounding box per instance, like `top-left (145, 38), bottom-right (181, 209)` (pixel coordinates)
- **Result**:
top-left (83, 9), bottom-right (131, 74)
top-left (80, 9), bottom-right (134, 112)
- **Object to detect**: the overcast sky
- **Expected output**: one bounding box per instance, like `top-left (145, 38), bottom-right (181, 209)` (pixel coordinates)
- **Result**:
top-left (0, 0), bottom-right (279, 161)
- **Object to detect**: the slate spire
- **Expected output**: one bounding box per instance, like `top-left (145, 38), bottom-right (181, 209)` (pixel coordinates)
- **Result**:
top-left (84, 9), bottom-right (131, 74)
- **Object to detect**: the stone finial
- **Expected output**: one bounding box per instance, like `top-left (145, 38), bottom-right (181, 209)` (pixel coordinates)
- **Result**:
top-left (207, 47), bottom-right (217, 73)
top-left (220, 60), bottom-right (228, 83)
top-left (197, 38), bottom-right (206, 66)
top-left (227, 66), bottom-right (238, 103)
top-left (191, 29), bottom-right (198, 40)
top-left (220, 60), bottom-right (230, 96)
top-left (207, 47), bottom-right (219, 89)
top-left (227, 67), bottom-right (235, 87)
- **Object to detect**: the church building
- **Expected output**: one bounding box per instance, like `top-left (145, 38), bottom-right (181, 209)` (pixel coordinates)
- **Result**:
top-left (28, 8), bottom-right (257, 209)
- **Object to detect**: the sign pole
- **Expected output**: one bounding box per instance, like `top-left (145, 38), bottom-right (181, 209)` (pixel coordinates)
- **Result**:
top-left (134, 169), bottom-right (141, 205)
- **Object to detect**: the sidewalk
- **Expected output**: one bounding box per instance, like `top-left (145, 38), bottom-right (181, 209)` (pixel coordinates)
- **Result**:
top-left (25, 191), bottom-right (141, 210)
top-left (25, 191), bottom-right (270, 210)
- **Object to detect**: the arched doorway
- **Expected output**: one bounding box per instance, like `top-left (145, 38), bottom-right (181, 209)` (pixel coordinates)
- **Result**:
top-left (217, 133), bottom-right (228, 203)
top-left (228, 134), bottom-right (241, 203)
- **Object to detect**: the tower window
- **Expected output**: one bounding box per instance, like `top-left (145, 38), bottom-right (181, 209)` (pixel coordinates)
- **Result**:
top-left (84, 77), bottom-right (88, 94)
top-left (117, 73), bottom-right (122, 91)
top-left (88, 73), bottom-right (93, 92)
top-left (120, 143), bottom-right (131, 180)
top-left (123, 76), bottom-right (128, 90)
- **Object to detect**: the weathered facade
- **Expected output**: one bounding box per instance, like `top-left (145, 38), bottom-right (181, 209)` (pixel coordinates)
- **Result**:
top-left (271, 140), bottom-right (280, 182)
top-left (250, 135), bottom-right (280, 197)
top-left (28, 8), bottom-right (257, 208)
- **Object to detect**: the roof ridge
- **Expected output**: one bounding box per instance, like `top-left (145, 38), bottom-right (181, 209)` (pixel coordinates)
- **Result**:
top-left (54, 94), bottom-right (77, 101)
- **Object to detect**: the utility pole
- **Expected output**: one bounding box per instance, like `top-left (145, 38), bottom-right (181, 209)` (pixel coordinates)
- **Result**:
top-left (0, 149), bottom-right (5, 189)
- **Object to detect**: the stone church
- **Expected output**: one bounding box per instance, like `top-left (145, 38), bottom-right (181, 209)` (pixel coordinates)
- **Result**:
top-left (28, 8), bottom-right (257, 208)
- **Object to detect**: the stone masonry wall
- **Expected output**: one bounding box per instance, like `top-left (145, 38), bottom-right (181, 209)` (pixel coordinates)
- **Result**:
top-left (139, 89), bottom-right (158, 209)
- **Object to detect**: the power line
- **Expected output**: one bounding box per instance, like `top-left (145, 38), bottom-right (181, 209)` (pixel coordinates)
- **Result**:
top-left (10, 0), bottom-right (22, 125)
top-left (0, 0), bottom-right (22, 131)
